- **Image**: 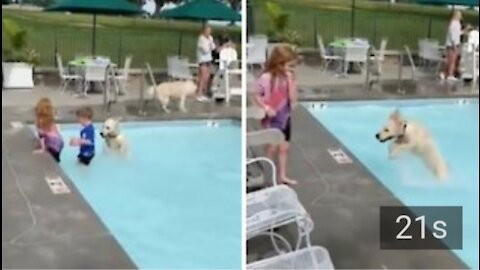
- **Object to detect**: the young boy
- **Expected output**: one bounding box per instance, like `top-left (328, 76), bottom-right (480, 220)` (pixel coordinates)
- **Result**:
top-left (70, 107), bottom-right (95, 165)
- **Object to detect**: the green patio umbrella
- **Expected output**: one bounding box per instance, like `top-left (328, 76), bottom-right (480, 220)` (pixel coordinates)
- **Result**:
top-left (158, 0), bottom-right (241, 56)
top-left (46, 0), bottom-right (143, 55)
top-left (158, 0), bottom-right (241, 22)
top-left (416, 0), bottom-right (479, 6)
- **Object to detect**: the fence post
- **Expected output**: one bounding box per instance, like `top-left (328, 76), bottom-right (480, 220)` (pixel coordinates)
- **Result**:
top-left (397, 53), bottom-right (404, 94)
top-left (427, 17), bottom-right (433, 39)
top-left (365, 47), bottom-right (371, 90)
top-left (117, 31), bottom-right (123, 65)
top-left (313, 15), bottom-right (318, 48)
top-left (54, 29), bottom-right (58, 67)
top-left (177, 33), bottom-right (183, 56)
top-left (139, 66), bottom-right (145, 115)
top-left (350, 0), bottom-right (356, 38)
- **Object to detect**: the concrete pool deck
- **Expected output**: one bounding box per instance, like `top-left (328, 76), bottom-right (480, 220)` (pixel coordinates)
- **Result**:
top-left (2, 84), bottom-right (241, 269)
top-left (246, 77), bottom-right (477, 268)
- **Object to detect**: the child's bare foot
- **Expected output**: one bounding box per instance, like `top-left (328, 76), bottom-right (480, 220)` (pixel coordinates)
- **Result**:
top-left (280, 176), bottom-right (298, 186)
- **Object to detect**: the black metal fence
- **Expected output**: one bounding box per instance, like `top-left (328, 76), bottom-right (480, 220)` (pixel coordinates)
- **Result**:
top-left (3, 27), bottom-right (241, 68)
top-left (253, 6), bottom-right (479, 51)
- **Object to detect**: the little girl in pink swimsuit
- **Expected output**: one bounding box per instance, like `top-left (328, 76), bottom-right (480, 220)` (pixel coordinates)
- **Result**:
top-left (253, 45), bottom-right (298, 185)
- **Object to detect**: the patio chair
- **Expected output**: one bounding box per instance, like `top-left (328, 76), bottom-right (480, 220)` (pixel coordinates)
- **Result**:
top-left (317, 35), bottom-right (342, 73)
top-left (370, 38), bottom-right (388, 63)
top-left (367, 38), bottom-right (388, 85)
top-left (247, 246), bottom-right (335, 270)
top-left (343, 45), bottom-right (369, 75)
top-left (405, 45), bottom-right (427, 81)
top-left (418, 39), bottom-right (439, 67)
top-left (246, 125), bottom-right (286, 189)
top-left (212, 47), bottom-right (241, 102)
top-left (167, 56), bottom-right (194, 80)
top-left (422, 42), bottom-right (443, 75)
top-left (83, 63), bottom-right (108, 97)
top-left (247, 184), bottom-right (314, 253)
top-left (114, 55), bottom-right (132, 95)
top-left (56, 53), bottom-right (82, 93)
top-left (460, 45), bottom-right (479, 89)
top-left (247, 35), bottom-right (268, 70)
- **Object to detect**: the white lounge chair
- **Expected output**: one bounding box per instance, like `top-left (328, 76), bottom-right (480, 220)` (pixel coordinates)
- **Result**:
top-left (247, 185), bottom-right (314, 253)
top-left (56, 53), bottom-right (82, 93)
top-left (247, 246), bottom-right (335, 270)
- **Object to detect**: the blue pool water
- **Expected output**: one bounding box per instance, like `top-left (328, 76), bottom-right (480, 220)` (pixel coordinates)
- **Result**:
top-left (305, 99), bottom-right (479, 269)
top-left (58, 121), bottom-right (241, 269)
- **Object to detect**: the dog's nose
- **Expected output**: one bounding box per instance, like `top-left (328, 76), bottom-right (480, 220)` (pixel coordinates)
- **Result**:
top-left (375, 133), bottom-right (380, 140)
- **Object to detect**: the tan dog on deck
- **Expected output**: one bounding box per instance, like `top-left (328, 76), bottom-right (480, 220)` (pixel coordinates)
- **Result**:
top-left (376, 110), bottom-right (449, 180)
top-left (146, 80), bottom-right (197, 113)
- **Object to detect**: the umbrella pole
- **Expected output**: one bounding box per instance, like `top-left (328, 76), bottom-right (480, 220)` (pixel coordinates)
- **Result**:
top-left (178, 33), bottom-right (183, 56)
top-left (92, 14), bottom-right (97, 56)
top-left (350, 0), bottom-right (356, 38)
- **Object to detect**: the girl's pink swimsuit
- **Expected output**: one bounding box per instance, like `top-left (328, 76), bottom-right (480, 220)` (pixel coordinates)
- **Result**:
top-left (256, 73), bottom-right (291, 130)
top-left (38, 128), bottom-right (64, 154)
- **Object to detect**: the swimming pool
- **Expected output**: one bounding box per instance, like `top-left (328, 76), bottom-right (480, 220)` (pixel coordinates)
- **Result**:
top-left (58, 120), bottom-right (241, 269)
top-left (305, 99), bottom-right (479, 269)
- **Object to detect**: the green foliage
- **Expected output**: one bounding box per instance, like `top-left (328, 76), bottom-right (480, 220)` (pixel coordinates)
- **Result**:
top-left (265, 1), bottom-right (303, 45)
top-left (279, 29), bottom-right (302, 46)
top-left (265, 1), bottom-right (289, 34)
top-left (2, 19), bottom-right (40, 65)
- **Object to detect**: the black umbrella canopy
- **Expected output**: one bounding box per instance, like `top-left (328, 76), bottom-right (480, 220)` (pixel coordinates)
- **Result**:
top-left (46, 0), bottom-right (143, 55)
top-left (158, 0), bottom-right (242, 22)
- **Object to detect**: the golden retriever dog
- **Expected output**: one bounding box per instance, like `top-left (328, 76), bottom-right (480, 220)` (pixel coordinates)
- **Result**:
top-left (100, 118), bottom-right (129, 156)
top-left (146, 80), bottom-right (197, 113)
top-left (376, 110), bottom-right (448, 180)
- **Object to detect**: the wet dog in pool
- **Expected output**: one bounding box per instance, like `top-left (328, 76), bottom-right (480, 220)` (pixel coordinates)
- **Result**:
top-left (100, 118), bottom-right (128, 156)
top-left (376, 110), bottom-right (448, 180)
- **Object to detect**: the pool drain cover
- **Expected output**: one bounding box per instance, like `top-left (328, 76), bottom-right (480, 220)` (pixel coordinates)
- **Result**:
top-left (45, 176), bottom-right (71, 195)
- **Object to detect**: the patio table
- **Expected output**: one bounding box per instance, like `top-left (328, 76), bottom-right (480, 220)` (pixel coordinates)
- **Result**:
top-left (329, 38), bottom-right (369, 49)
top-left (329, 38), bottom-right (370, 76)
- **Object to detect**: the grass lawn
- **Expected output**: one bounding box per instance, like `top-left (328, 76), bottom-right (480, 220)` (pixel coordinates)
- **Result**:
top-left (2, 9), bottom-right (241, 68)
top-left (252, 0), bottom-right (479, 50)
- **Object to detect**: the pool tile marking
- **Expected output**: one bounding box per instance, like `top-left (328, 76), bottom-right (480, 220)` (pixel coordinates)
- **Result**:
top-left (45, 176), bottom-right (71, 195)
top-left (328, 148), bottom-right (353, 164)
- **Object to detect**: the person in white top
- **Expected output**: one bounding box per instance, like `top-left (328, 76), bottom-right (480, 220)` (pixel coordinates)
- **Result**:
top-left (441, 10), bottom-right (472, 82)
top-left (196, 25), bottom-right (216, 102)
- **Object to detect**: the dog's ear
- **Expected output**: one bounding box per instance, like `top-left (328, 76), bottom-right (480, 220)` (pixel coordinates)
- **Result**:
top-left (114, 117), bottom-right (123, 122)
top-left (390, 109), bottom-right (402, 121)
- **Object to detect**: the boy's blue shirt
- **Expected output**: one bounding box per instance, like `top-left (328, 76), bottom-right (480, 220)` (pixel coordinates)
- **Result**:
top-left (80, 123), bottom-right (95, 157)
